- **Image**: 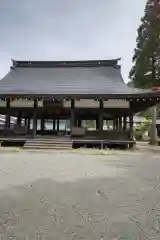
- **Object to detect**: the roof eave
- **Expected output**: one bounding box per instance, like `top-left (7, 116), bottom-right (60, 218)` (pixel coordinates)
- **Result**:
top-left (0, 92), bottom-right (159, 99)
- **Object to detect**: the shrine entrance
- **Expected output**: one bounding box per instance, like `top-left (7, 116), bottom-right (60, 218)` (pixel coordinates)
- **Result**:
top-left (33, 118), bottom-right (71, 136)
top-left (30, 99), bottom-right (71, 136)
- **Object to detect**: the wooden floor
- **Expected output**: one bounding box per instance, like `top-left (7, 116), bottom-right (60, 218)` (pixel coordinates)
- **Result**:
top-left (0, 135), bottom-right (136, 149)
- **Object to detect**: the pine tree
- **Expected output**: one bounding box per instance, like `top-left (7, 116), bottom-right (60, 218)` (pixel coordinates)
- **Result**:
top-left (129, 0), bottom-right (160, 88)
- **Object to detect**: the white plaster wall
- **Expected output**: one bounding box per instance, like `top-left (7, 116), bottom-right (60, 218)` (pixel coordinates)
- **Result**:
top-left (63, 100), bottom-right (71, 108)
top-left (10, 100), bottom-right (43, 108)
top-left (0, 101), bottom-right (6, 107)
top-left (75, 99), bottom-right (99, 108)
top-left (103, 100), bottom-right (129, 108)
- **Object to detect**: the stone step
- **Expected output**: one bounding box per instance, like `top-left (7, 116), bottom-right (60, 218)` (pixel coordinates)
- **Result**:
top-left (23, 145), bottom-right (72, 150)
top-left (24, 138), bottom-right (72, 149)
top-left (24, 136), bottom-right (73, 150)
top-left (27, 139), bottom-right (72, 143)
top-left (25, 141), bottom-right (72, 145)
top-left (25, 144), bottom-right (72, 148)
top-left (28, 137), bottom-right (71, 140)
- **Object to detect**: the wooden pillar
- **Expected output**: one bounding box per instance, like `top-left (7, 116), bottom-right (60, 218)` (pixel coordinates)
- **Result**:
top-left (57, 117), bottom-right (59, 132)
top-left (115, 118), bottom-right (118, 130)
top-left (53, 118), bottom-right (56, 131)
top-left (77, 118), bottom-right (81, 127)
top-left (41, 118), bottom-right (45, 131)
top-left (113, 119), bottom-right (116, 130)
top-left (17, 111), bottom-right (22, 126)
top-left (24, 118), bottom-right (27, 127)
top-left (129, 102), bottom-right (134, 139)
top-left (33, 99), bottom-right (37, 137)
top-left (5, 98), bottom-right (11, 129)
top-left (99, 99), bottom-right (103, 135)
top-left (96, 116), bottom-right (99, 130)
top-left (70, 99), bottom-right (75, 130)
top-left (123, 116), bottom-right (127, 131)
top-left (129, 114), bottom-right (133, 139)
top-left (119, 117), bottom-right (122, 130)
top-left (27, 118), bottom-right (30, 131)
top-left (98, 99), bottom-right (103, 149)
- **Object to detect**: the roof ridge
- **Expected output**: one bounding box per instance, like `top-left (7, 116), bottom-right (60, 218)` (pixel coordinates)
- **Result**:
top-left (11, 59), bottom-right (121, 68)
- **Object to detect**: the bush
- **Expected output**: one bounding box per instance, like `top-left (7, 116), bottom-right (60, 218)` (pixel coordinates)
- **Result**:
top-left (132, 118), bottom-right (151, 140)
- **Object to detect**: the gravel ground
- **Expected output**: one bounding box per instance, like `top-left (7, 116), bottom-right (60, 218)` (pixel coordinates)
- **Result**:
top-left (0, 150), bottom-right (160, 239)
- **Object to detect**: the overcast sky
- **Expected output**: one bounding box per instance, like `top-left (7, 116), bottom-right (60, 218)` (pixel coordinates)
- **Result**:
top-left (0, 0), bottom-right (146, 82)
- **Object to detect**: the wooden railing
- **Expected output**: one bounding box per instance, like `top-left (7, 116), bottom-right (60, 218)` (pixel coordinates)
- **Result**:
top-left (0, 125), bottom-right (27, 137)
top-left (71, 128), bottom-right (131, 140)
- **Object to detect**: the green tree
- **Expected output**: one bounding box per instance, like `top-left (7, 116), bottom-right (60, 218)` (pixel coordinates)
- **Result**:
top-left (129, 0), bottom-right (160, 88)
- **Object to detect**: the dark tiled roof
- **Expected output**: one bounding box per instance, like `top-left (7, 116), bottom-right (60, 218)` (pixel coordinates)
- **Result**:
top-left (0, 59), bottom-right (158, 98)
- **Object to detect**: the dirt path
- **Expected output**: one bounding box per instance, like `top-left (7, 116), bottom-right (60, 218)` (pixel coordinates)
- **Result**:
top-left (0, 151), bottom-right (159, 239)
